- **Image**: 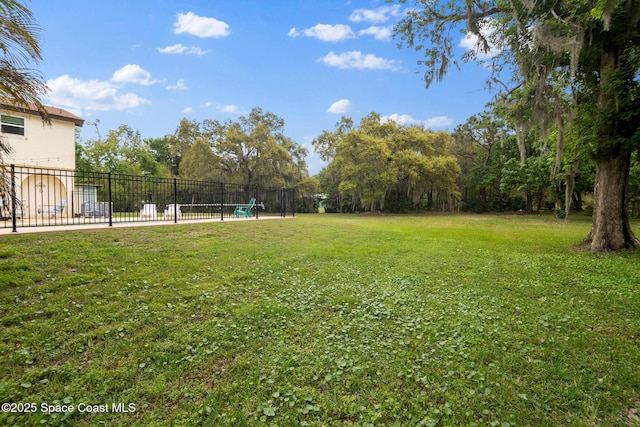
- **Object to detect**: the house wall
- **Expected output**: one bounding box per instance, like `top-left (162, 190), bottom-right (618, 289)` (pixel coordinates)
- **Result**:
top-left (1, 111), bottom-right (76, 170)
top-left (20, 173), bottom-right (70, 218)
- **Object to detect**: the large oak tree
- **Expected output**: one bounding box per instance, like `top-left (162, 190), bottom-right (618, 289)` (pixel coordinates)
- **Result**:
top-left (315, 113), bottom-right (460, 212)
top-left (394, 0), bottom-right (640, 251)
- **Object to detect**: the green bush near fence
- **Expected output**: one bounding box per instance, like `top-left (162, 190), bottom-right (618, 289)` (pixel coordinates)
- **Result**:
top-left (1, 214), bottom-right (639, 426)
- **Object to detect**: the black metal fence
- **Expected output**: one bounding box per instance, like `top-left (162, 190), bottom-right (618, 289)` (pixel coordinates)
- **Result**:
top-left (1, 165), bottom-right (296, 232)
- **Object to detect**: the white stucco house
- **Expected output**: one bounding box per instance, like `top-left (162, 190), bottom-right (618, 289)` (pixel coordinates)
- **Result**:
top-left (1, 99), bottom-right (85, 219)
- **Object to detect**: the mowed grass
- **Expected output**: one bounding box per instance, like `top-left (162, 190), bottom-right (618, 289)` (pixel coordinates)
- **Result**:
top-left (1, 214), bottom-right (639, 426)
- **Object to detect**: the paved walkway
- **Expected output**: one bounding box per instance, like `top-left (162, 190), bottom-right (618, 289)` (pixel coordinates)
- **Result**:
top-left (0, 215), bottom-right (291, 236)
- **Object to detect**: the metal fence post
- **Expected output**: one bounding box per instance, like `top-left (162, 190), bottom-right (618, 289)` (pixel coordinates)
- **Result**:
top-left (11, 164), bottom-right (17, 232)
top-left (220, 182), bottom-right (224, 221)
top-left (108, 172), bottom-right (113, 227)
top-left (173, 178), bottom-right (178, 224)
top-left (255, 185), bottom-right (259, 219)
top-left (281, 187), bottom-right (285, 218)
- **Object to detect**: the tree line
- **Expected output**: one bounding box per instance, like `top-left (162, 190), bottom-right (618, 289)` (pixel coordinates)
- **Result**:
top-left (74, 111), bottom-right (463, 215)
top-left (75, 105), bottom-right (640, 220)
top-left (76, 108), bottom-right (317, 194)
top-left (313, 108), bottom-right (640, 217)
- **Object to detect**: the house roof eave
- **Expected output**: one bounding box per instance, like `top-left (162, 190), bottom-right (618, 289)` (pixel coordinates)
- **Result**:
top-left (0, 99), bottom-right (85, 127)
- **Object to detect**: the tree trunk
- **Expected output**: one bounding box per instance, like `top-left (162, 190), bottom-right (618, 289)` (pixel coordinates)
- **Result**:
top-left (536, 190), bottom-right (544, 212)
top-left (585, 152), bottom-right (639, 251)
top-left (572, 190), bottom-right (583, 212)
top-left (514, 122), bottom-right (527, 165)
top-left (564, 165), bottom-right (575, 217)
top-left (525, 191), bottom-right (533, 212)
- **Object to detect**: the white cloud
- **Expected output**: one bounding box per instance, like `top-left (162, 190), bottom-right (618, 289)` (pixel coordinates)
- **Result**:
top-left (349, 5), bottom-right (401, 23)
top-left (166, 79), bottom-right (187, 90)
top-left (327, 99), bottom-right (352, 114)
top-left (359, 26), bottom-right (392, 41)
top-left (46, 74), bottom-right (150, 112)
top-left (318, 51), bottom-right (401, 71)
top-left (197, 102), bottom-right (242, 114)
top-left (288, 24), bottom-right (355, 42)
top-left (174, 12), bottom-right (230, 38)
top-left (381, 114), bottom-right (453, 128)
top-left (218, 104), bottom-right (240, 113)
top-left (112, 64), bottom-right (163, 86)
top-left (424, 116), bottom-right (454, 128)
top-left (381, 114), bottom-right (420, 126)
top-left (181, 107), bottom-right (194, 114)
top-left (158, 43), bottom-right (208, 56)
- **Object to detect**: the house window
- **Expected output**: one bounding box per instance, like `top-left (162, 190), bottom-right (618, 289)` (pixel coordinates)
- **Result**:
top-left (1, 114), bottom-right (25, 136)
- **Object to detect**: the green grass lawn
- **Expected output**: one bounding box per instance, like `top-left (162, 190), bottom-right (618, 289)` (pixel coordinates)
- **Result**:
top-left (1, 214), bottom-right (639, 426)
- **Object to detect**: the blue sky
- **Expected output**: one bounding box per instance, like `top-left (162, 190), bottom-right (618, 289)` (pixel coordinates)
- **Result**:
top-left (30, 0), bottom-right (497, 175)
